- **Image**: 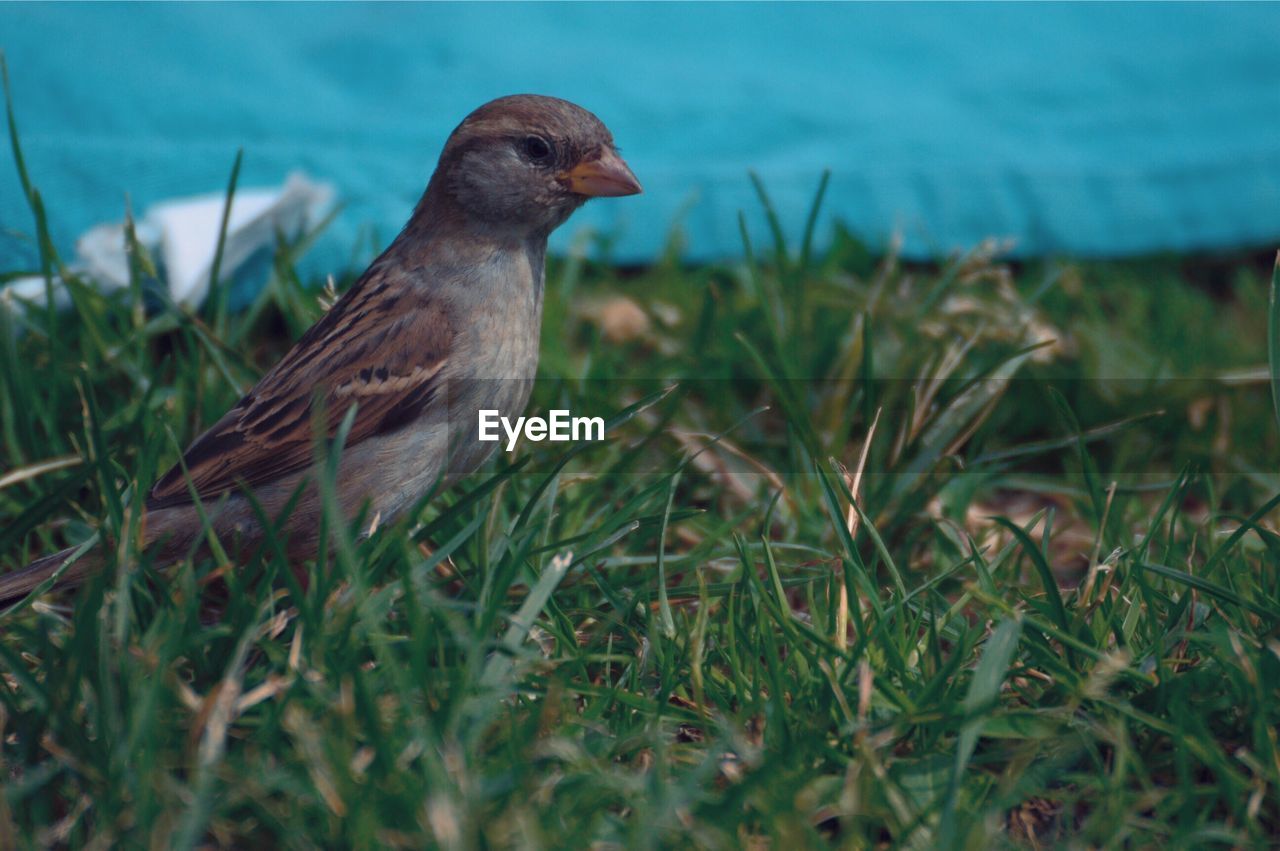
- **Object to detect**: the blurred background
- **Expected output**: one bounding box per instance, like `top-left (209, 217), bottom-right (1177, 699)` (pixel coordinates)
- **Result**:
top-left (3, 1), bottom-right (1279, 276)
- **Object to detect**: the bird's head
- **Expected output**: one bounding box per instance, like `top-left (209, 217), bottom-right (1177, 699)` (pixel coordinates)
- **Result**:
top-left (428, 94), bottom-right (641, 237)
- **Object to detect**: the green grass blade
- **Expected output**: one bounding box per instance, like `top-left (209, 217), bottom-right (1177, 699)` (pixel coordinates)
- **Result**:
top-left (990, 517), bottom-right (1070, 634)
top-left (1138, 561), bottom-right (1277, 620)
top-left (1269, 251), bottom-right (1280, 433)
top-left (654, 469), bottom-right (680, 639)
top-left (940, 616), bottom-right (1022, 846)
top-left (209, 149), bottom-right (243, 337)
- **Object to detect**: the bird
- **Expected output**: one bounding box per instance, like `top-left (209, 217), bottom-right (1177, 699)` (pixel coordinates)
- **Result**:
top-left (0, 94), bottom-right (641, 606)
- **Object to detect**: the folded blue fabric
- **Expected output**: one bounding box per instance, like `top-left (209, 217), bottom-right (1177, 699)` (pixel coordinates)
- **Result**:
top-left (2, 1), bottom-right (1278, 278)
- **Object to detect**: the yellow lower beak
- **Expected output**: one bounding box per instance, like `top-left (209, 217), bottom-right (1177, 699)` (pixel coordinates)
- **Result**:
top-left (561, 149), bottom-right (642, 197)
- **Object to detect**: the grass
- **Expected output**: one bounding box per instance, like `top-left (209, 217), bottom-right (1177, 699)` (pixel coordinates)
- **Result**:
top-left (2, 96), bottom-right (1280, 848)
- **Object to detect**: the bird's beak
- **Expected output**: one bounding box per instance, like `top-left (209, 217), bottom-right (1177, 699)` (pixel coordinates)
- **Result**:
top-left (561, 149), bottom-right (642, 197)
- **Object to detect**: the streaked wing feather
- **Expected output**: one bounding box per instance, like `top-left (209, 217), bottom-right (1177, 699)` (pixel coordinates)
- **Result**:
top-left (147, 266), bottom-right (452, 509)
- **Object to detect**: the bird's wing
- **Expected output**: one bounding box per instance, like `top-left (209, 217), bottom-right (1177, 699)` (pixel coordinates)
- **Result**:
top-left (147, 265), bottom-right (453, 510)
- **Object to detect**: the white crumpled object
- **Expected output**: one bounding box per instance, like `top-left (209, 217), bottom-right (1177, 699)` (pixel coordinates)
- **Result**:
top-left (2, 172), bottom-right (334, 313)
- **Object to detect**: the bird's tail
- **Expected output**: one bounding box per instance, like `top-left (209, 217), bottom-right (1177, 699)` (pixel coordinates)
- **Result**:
top-left (0, 545), bottom-right (102, 608)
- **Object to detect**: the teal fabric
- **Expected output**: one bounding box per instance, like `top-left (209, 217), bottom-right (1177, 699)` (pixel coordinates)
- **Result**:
top-left (2, 1), bottom-right (1279, 278)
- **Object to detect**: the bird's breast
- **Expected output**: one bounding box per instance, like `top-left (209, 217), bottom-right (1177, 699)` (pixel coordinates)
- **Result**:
top-left (443, 242), bottom-right (545, 443)
top-left (459, 244), bottom-right (543, 377)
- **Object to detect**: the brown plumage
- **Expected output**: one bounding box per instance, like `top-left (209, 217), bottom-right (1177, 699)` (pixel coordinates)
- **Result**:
top-left (1, 94), bottom-right (640, 606)
top-left (146, 271), bottom-right (454, 510)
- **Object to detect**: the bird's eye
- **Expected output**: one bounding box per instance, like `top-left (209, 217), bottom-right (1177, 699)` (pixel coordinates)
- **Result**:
top-left (522, 135), bottom-right (554, 164)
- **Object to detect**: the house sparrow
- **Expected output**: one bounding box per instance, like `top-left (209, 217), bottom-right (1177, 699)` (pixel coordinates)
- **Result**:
top-left (0, 94), bottom-right (641, 605)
